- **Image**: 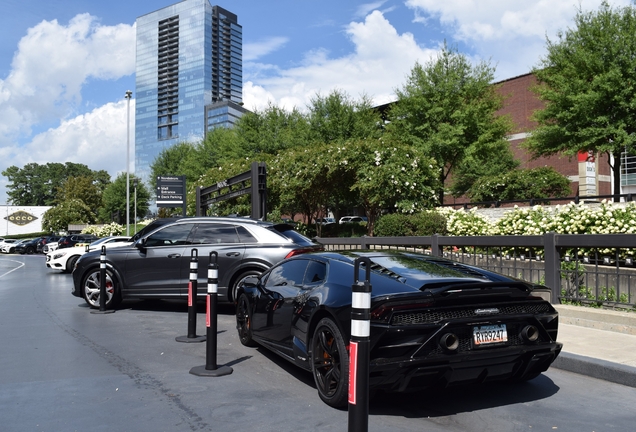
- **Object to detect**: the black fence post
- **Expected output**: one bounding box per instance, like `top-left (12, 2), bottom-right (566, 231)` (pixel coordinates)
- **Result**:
top-left (348, 257), bottom-right (372, 432)
top-left (543, 232), bottom-right (561, 304)
top-left (190, 251), bottom-right (233, 377)
top-left (91, 245), bottom-right (115, 315)
top-left (176, 249), bottom-right (206, 343)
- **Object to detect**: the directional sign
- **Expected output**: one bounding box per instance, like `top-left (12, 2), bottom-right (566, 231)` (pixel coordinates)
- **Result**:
top-left (156, 175), bottom-right (186, 206)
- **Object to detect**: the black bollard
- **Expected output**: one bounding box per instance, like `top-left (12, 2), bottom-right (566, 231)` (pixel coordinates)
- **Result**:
top-left (348, 257), bottom-right (371, 432)
top-left (176, 249), bottom-right (206, 343)
top-left (190, 251), bottom-right (233, 377)
top-left (91, 245), bottom-right (115, 314)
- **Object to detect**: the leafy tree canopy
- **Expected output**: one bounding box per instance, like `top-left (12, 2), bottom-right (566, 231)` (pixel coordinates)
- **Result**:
top-left (99, 173), bottom-right (151, 224)
top-left (386, 43), bottom-right (511, 203)
top-left (42, 199), bottom-right (95, 233)
top-left (466, 166), bottom-right (572, 204)
top-left (525, 1), bottom-right (636, 197)
top-left (2, 162), bottom-right (109, 206)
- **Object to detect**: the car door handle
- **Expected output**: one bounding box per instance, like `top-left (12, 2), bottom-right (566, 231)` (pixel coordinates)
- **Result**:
top-left (167, 253), bottom-right (181, 258)
top-left (226, 252), bottom-right (241, 257)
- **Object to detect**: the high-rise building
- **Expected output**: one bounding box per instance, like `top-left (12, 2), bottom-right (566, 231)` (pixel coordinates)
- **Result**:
top-left (135, 1), bottom-right (243, 188)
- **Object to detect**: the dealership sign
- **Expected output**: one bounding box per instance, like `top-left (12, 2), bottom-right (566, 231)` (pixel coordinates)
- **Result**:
top-left (4, 210), bottom-right (38, 226)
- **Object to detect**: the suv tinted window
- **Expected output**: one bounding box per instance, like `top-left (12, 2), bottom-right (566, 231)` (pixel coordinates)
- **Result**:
top-left (192, 224), bottom-right (240, 244)
top-left (145, 223), bottom-right (195, 247)
top-left (271, 224), bottom-right (315, 247)
top-left (236, 226), bottom-right (257, 243)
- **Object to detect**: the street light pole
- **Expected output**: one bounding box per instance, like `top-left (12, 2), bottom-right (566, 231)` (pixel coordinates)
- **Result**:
top-left (134, 178), bottom-right (138, 235)
top-left (125, 90), bottom-right (132, 236)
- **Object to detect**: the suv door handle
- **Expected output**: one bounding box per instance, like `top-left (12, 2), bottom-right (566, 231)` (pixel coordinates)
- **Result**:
top-left (167, 253), bottom-right (181, 258)
top-left (226, 252), bottom-right (241, 257)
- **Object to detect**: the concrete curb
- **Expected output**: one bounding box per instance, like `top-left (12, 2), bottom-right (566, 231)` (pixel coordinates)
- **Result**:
top-left (552, 351), bottom-right (636, 388)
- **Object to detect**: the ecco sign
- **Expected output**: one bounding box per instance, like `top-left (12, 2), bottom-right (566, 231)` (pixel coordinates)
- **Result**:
top-left (4, 211), bottom-right (38, 226)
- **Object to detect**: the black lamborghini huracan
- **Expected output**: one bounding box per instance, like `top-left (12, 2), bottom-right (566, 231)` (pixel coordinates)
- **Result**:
top-left (235, 250), bottom-right (562, 408)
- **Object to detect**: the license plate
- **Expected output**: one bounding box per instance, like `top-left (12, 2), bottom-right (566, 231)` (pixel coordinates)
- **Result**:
top-left (473, 324), bottom-right (507, 346)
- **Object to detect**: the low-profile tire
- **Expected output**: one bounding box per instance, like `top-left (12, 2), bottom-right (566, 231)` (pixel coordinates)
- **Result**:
top-left (230, 269), bottom-right (262, 303)
top-left (81, 268), bottom-right (120, 309)
top-left (236, 294), bottom-right (257, 347)
top-left (66, 254), bottom-right (80, 273)
top-left (311, 317), bottom-right (349, 408)
top-left (25, 246), bottom-right (35, 255)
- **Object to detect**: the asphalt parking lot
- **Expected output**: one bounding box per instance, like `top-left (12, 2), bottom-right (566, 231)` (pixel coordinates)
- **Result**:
top-left (2, 255), bottom-right (636, 432)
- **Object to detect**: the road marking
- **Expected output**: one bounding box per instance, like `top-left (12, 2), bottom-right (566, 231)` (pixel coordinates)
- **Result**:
top-left (0, 258), bottom-right (26, 278)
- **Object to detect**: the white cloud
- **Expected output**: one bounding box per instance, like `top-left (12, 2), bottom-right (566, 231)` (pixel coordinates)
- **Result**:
top-left (243, 10), bottom-right (438, 111)
top-left (404, 0), bottom-right (633, 79)
top-left (243, 37), bottom-right (289, 62)
top-left (0, 14), bottom-right (135, 146)
top-left (405, 0), bottom-right (631, 41)
top-left (0, 99), bottom-right (134, 201)
top-left (0, 13), bottom-right (135, 202)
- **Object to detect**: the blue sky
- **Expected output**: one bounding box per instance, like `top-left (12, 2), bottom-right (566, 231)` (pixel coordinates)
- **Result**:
top-left (0, 0), bottom-right (630, 203)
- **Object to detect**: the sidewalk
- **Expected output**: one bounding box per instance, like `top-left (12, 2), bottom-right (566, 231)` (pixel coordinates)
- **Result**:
top-left (552, 304), bottom-right (636, 387)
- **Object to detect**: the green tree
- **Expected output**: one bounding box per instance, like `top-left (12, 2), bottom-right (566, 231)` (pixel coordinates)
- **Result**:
top-left (99, 173), bottom-right (151, 224)
top-left (338, 138), bottom-right (439, 234)
top-left (466, 166), bottom-right (572, 203)
top-left (308, 89), bottom-right (382, 143)
top-left (268, 145), bottom-right (334, 233)
top-left (234, 103), bottom-right (311, 156)
top-left (386, 44), bottom-right (511, 203)
top-left (56, 176), bottom-right (103, 216)
top-left (149, 142), bottom-right (197, 187)
top-left (2, 162), bottom-right (105, 206)
top-left (525, 1), bottom-right (636, 200)
top-left (42, 199), bottom-right (95, 232)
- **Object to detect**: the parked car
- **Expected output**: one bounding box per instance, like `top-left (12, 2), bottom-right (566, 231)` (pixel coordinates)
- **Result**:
top-left (15, 237), bottom-right (47, 255)
top-left (339, 216), bottom-right (367, 224)
top-left (314, 217), bottom-right (335, 224)
top-left (2, 238), bottom-right (33, 254)
top-left (57, 234), bottom-right (99, 249)
top-left (235, 250), bottom-right (563, 408)
top-left (37, 236), bottom-right (61, 253)
top-left (0, 238), bottom-right (18, 253)
top-left (46, 236), bottom-right (131, 273)
top-left (72, 217), bottom-right (321, 309)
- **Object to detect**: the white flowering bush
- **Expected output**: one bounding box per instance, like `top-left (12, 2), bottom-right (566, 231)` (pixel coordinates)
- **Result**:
top-left (433, 201), bottom-right (636, 260)
top-left (82, 222), bottom-right (124, 237)
top-left (437, 207), bottom-right (494, 236)
top-left (494, 205), bottom-right (555, 236)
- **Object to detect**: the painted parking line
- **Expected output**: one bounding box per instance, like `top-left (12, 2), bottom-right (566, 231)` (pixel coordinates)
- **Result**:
top-left (0, 258), bottom-right (26, 278)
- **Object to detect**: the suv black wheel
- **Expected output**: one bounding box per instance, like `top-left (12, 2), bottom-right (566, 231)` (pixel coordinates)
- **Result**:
top-left (81, 268), bottom-right (120, 309)
top-left (311, 318), bottom-right (349, 408)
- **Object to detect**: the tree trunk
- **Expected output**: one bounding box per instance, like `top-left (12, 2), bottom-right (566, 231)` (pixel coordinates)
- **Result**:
top-left (611, 153), bottom-right (621, 202)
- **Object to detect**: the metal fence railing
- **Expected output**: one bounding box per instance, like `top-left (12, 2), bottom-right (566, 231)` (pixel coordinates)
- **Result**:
top-left (314, 233), bottom-right (636, 310)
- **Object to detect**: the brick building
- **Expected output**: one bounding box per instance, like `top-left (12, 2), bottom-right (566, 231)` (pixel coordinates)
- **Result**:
top-left (495, 73), bottom-right (612, 198)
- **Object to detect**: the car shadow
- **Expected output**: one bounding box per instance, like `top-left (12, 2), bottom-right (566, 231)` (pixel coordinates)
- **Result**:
top-left (368, 375), bottom-right (559, 417)
top-left (112, 299), bottom-right (236, 315)
top-left (245, 345), bottom-right (560, 415)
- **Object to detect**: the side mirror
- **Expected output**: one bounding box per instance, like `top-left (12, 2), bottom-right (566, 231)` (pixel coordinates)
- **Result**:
top-left (135, 237), bottom-right (147, 253)
top-left (242, 276), bottom-right (259, 288)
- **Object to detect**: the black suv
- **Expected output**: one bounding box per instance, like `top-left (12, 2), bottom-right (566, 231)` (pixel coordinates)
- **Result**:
top-left (72, 217), bottom-right (321, 309)
top-left (15, 237), bottom-right (46, 255)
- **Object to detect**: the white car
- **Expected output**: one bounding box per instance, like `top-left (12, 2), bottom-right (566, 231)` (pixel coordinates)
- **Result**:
top-left (46, 236), bottom-right (131, 273)
top-left (338, 216), bottom-right (367, 224)
top-left (1, 238), bottom-right (24, 253)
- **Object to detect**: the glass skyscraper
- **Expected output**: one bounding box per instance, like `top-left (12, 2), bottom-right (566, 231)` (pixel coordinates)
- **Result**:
top-left (135, 1), bottom-right (243, 187)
